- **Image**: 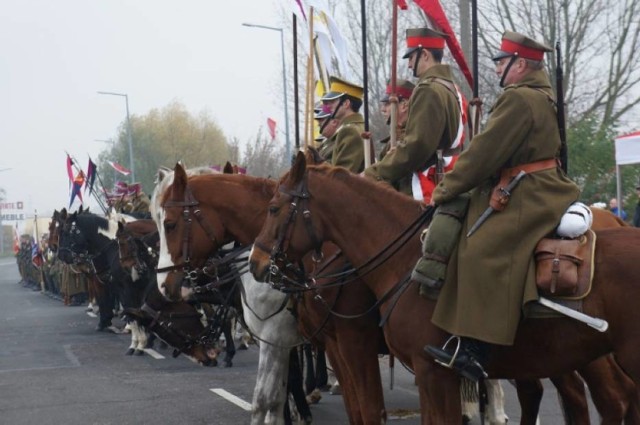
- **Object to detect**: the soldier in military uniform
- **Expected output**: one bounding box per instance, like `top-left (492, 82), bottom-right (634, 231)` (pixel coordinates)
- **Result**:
top-left (377, 79), bottom-right (415, 162)
top-left (364, 28), bottom-right (465, 202)
top-left (319, 77), bottom-right (365, 173)
top-left (314, 105), bottom-right (340, 150)
top-left (424, 31), bottom-right (580, 381)
top-left (124, 183), bottom-right (151, 215)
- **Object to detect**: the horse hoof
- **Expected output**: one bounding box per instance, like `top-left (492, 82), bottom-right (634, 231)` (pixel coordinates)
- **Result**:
top-left (134, 349), bottom-right (145, 356)
top-left (125, 348), bottom-right (135, 355)
top-left (238, 343), bottom-right (249, 350)
top-left (223, 361), bottom-right (233, 368)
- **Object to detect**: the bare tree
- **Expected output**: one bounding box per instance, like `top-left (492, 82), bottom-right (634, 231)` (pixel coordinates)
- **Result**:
top-left (479, 0), bottom-right (640, 129)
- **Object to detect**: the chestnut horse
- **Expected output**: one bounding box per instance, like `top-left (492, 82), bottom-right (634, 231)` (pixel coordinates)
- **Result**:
top-left (249, 154), bottom-right (640, 424)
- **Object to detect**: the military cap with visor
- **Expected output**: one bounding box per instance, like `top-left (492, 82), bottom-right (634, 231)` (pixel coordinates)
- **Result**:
top-left (321, 76), bottom-right (364, 102)
top-left (492, 31), bottom-right (552, 61)
top-left (381, 79), bottom-right (415, 103)
top-left (402, 27), bottom-right (447, 59)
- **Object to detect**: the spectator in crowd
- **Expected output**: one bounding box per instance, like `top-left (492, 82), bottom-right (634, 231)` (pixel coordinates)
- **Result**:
top-left (609, 197), bottom-right (628, 220)
top-left (633, 185), bottom-right (640, 227)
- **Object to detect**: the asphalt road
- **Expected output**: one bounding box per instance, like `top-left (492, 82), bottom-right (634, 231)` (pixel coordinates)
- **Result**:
top-left (0, 258), bottom-right (592, 424)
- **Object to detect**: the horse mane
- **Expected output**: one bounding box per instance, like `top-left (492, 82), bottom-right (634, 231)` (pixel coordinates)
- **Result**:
top-left (304, 163), bottom-right (423, 212)
top-left (74, 211), bottom-right (110, 237)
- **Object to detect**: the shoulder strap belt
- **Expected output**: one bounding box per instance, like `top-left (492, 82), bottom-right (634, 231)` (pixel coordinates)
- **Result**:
top-left (502, 158), bottom-right (559, 179)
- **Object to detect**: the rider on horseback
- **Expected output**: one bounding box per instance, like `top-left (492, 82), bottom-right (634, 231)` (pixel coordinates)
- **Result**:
top-left (423, 31), bottom-right (580, 381)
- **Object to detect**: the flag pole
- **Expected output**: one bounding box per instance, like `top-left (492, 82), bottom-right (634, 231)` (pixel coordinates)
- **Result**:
top-left (293, 13), bottom-right (301, 154)
top-left (389, 0), bottom-right (399, 149)
top-left (469, 0), bottom-right (481, 139)
top-left (360, 0), bottom-right (374, 167)
top-left (307, 6), bottom-right (315, 148)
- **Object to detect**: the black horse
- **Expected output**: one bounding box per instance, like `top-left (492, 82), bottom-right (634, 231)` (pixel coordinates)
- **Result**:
top-left (57, 210), bottom-right (148, 354)
top-left (116, 220), bottom-right (240, 366)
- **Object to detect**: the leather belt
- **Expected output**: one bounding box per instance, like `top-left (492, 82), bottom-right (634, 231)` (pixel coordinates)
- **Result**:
top-left (501, 158), bottom-right (558, 179)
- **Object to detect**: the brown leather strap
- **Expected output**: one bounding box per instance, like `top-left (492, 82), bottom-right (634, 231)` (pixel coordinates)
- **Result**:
top-left (502, 158), bottom-right (559, 179)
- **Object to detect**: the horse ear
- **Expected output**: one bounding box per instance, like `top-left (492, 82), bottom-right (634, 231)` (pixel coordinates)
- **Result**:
top-left (78, 205), bottom-right (84, 214)
top-left (117, 220), bottom-right (125, 232)
top-left (223, 162), bottom-right (234, 174)
top-left (304, 147), bottom-right (324, 165)
top-left (156, 166), bottom-right (171, 185)
top-left (290, 151), bottom-right (307, 184)
top-left (60, 208), bottom-right (67, 220)
top-left (172, 162), bottom-right (188, 199)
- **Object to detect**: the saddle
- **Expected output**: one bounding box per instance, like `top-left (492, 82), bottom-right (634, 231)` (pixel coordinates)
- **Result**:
top-left (534, 229), bottom-right (596, 300)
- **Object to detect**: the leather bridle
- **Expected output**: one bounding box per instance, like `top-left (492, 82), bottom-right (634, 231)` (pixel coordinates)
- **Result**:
top-left (253, 172), bottom-right (324, 287)
top-left (156, 185), bottom-right (222, 284)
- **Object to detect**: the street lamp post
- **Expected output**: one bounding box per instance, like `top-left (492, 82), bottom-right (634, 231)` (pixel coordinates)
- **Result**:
top-left (0, 167), bottom-right (13, 255)
top-left (97, 91), bottom-right (135, 183)
top-left (242, 23), bottom-right (291, 161)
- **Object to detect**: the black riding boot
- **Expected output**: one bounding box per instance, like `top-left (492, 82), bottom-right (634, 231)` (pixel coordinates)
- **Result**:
top-left (425, 336), bottom-right (489, 382)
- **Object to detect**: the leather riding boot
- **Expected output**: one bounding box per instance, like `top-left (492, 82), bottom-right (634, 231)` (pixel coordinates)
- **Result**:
top-left (424, 336), bottom-right (488, 382)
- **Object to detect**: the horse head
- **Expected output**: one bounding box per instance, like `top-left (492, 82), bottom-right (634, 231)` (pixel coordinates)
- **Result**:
top-left (47, 209), bottom-right (61, 252)
top-left (250, 152), bottom-right (326, 282)
top-left (155, 163), bottom-right (227, 301)
top-left (139, 285), bottom-right (220, 367)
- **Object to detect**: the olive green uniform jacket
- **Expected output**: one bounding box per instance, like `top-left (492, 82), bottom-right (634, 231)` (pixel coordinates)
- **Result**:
top-left (364, 64), bottom-right (460, 195)
top-left (318, 112), bottom-right (365, 173)
top-left (430, 70), bottom-right (580, 345)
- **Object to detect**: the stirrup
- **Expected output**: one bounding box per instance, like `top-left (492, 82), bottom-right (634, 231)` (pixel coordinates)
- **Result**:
top-left (433, 335), bottom-right (462, 369)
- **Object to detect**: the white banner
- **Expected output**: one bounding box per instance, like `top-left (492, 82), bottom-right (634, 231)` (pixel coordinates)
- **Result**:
top-left (615, 131), bottom-right (640, 165)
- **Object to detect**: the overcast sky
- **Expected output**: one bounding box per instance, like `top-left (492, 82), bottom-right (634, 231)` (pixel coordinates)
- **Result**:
top-left (1, 0), bottom-right (287, 218)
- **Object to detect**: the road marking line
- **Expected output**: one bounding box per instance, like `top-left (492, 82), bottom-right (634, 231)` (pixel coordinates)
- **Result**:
top-left (63, 344), bottom-right (81, 366)
top-left (143, 348), bottom-right (165, 359)
top-left (210, 388), bottom-right (252, 411)
top-left (87, 311), bottom-right (97, 318)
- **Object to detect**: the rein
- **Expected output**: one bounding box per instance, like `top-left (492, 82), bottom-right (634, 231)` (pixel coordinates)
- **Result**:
top-left (261, 171), bottom-right (435, 293)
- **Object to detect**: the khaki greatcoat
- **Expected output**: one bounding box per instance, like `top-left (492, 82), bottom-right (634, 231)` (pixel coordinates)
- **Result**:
top-left (364, 64), bottom-right (460, 195)
top-left (319, 112), bottom-right (365, 173)
top-left (431, 69), bottom-right (580, 345)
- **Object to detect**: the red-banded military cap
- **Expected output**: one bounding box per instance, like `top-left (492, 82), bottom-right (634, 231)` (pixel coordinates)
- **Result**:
top-left (381, 79), bottom-right (415, 103)
top-left (321, 76), bottom-right (364, 101)
top-left (402, 27), bottom-right (447, 59)
top-left (492, 31), bottom-right (552, 61)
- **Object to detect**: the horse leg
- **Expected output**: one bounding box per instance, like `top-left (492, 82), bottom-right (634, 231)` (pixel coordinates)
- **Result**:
top-left (578, 355), bottom-right (638, 425)
top-left (485, 380), bottom-right (509, 425)
top-left (95, 284), bottom-right (115, 331)
top-left (302, 344), bottom-right (315, 395)
top-left (222, 319), bottom-right (235, 367)
top-left (288, 348), bottom-right (312, 424)
top-left (417, 360), bottom-right (461, 424)
top-left (335, 324), bottom-right (385, 424)
top-left (514, 379), bottom-right (543, 425)
top-left (315, 348), bottom-right (328, 389)
top-left (550, 373), bottom-right (590, 425)
top-left (250, 344), bottom-right (289, 425)
top-left (324, 340), bottom-right (365, 424)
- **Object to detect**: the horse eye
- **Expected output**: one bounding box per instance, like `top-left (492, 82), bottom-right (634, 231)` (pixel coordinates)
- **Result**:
top-left (268, 206), bottom-right (280, 215)
top-left (164, 222), bottom-right (176, 232)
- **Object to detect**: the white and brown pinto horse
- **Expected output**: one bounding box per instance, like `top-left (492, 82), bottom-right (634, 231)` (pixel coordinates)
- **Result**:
top-left (152, 165), bottom-right (303, 425)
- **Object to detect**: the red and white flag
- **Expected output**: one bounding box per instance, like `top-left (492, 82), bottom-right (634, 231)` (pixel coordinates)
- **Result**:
top-left (108, 161), bottom-right (131, 176)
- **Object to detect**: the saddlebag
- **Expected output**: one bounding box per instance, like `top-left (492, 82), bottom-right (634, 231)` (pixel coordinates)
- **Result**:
top-left (534, 230), bottom-right (594, 298)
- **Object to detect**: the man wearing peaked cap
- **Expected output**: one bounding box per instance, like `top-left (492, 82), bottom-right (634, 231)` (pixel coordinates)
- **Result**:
top-left (314, 106), bottom-right (340, 160)
top-left (365, 27), bottom-right (466, 201)
top-left (319, 76), bottom-right (365, 173)
top-left (423, 31), bottom-right (580, 381)
top-left (378, 79), bottom-right (414, 163)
